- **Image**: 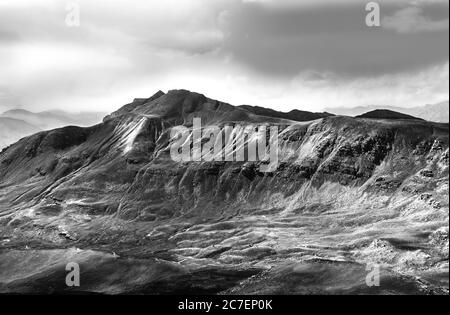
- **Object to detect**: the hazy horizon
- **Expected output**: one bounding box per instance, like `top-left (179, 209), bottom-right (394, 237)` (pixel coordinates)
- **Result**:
top-left (0, 90), bottom-right (449, 115)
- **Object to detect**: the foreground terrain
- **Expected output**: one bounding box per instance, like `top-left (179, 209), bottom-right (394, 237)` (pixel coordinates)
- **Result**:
top-left (0, 90), bottom-right (448, 294)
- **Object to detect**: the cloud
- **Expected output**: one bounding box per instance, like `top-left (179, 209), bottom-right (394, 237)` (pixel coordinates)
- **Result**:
top-left (383, 7), bottom-right (449, 33)
top-left (219, 1), bottom-right (448, 77)
top-left (0, 29), bottom-right (19, 43)
top-left (0, 0), bottom-right (448, 113)
top-left (287, 62), bottom-right (449, 111)
top-left (0, 86), bottom-right (20, 111)
top-left (410, 0), bottom-right (449, 5)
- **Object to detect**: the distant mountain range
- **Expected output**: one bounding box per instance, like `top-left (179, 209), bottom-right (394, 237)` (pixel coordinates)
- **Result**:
top-left (326, 101), bottom-right (449, 123)
top-left (0, 109), bottom-right (107, 130)
top-left (0, 117), bottom-right (41, 150)
top-left (0, 109), bottom-right (106, 149)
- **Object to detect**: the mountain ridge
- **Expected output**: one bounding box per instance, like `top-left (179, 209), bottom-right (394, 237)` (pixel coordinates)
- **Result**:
top-left (0, 89), bottom-right (448, 294)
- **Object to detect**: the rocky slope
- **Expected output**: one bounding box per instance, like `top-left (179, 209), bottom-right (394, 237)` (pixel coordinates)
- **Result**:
top-left (0, 90), bottom-right (448, 294)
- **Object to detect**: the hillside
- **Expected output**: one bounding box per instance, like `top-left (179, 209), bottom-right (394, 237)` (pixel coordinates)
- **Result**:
top-left (0, 90), bottom-right (448, 294)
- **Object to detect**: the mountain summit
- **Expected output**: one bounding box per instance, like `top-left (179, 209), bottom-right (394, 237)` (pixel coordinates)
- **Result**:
top-left (105, 89), bottom-right (332, 125)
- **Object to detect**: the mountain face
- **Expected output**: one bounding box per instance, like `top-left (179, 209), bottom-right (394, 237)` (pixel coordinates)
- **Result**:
top-left (327, 101), bottom-right (449, 123)
top-left (0, 90), bottom-right (448, 294)
top-left (0, 109), bottom-right (107, 150)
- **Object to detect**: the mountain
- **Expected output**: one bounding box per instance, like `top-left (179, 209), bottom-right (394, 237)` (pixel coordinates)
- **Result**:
top-left (0, 109), bottom-right (107, 150)
top-left (0, 117), bottom-right (41, 150)
top-left (326, 101), bottom-right (449, 123)
top-left (0, 90), bottom-right (448, 294)
top-left (238, 105), bottom-right (333, 122)
top-left (356, 110), bottom-right (423, 120)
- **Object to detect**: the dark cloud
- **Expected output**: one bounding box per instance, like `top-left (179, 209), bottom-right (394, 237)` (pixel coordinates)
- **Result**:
top-left (220, 1), bottom-right (449, 78)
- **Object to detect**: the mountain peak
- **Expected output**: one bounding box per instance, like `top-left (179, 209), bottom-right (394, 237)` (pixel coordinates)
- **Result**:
top-left (105, 90), bottom-right (167, 121)
top-left (105, 89), bottom-right (336, 125)
top-left (148, 90), bottom-right (166, 100)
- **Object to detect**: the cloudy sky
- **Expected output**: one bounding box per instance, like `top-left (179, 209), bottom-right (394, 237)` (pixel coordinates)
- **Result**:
top-left (0, 0), bottom-right (448, 113)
